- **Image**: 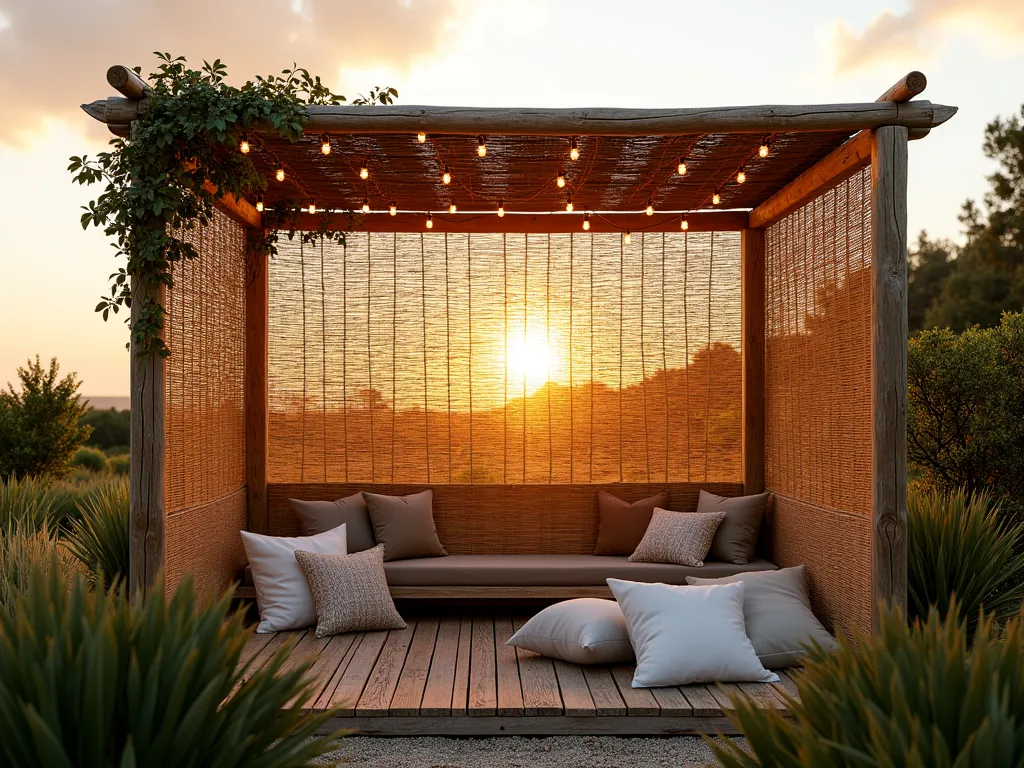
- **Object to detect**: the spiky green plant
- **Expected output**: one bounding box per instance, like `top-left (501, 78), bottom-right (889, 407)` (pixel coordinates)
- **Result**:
top-left (0, 525), bottom-right (75, 615)
top-left (65, 478), bottom-right (129, 588)
top-left (0, 566), bottom-right (338, 767)
top-left (709, 605), bottom-right (1024, 767)
top-left (908, 485), bottom-right (1024, 637)
top-left (0, 475), bottom-right (62, 533)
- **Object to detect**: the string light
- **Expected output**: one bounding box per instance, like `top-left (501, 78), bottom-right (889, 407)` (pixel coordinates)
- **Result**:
top-left (255, 193), bottom-right (264, 213)
top-left (426, 213), bottom-right (433, 229)
top-left (239, 133), bottom-right (250, 154)
top-left (307, 199), bottom-right (317, 215)
top-left (359, 164), bottom-right (369, 180)
top-left (389, 201), bottom-right (397, 216)
top-left (565, 196), bottom-right (574, 213)
top-left (417, 131), bottom-right (427, 143)
top-left (677, 157), bottom-right (687, 176)
top-left (477, 136), bottom-right (487, 158)
top-left (681, 216), bottom-right (689, 231)
top-left (442, 165), bottom-right (451, 185)
top-left (583, 213), bottom-right (590, 231)
top-left (275, 167), bottom-right (285, 182)
top-left (556, 170), bottom-right (566, 188)
top-left (736, 167), bottom-right (747, 184)
top-left (569, 137), bottom-right (580, 161)
top-left (646, 199), bottom-right (654, 216)
top-left (497, 201), bottom-right (505, 217)
top-left (361, 198), bottom-right (370, 213)
top-left (320, 134), bottom-right (331, 155)
top-left (712, 191), bottom-right (721, 205)
top-left (623, 230), bottom-right (632, 245)
top-left (758, 137), bottom-right (770, 158)
top-left (449, 201), bottom-right (457, 214)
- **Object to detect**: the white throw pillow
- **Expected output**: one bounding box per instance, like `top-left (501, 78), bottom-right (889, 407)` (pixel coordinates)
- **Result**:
top-left (506, 598), bottom-right (634, 665)
top-left (607, 578), bottom-right (779, 687)
top-left (241, 525), bottom-right (347, 633)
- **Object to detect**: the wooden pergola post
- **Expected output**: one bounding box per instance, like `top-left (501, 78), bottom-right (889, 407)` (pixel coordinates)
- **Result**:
top-left (741, 229), bottom-right (765, 495)
top-left (245, 232), bottom-right (270, 534)
top-left (870, 125), bottom-right (909, 620)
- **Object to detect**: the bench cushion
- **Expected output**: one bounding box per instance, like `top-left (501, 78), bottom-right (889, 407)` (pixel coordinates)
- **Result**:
top-left (382, 554), bottom-right (778, 587)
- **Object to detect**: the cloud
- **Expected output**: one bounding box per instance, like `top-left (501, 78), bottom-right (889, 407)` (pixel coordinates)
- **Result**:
top-left (826, 0), bottom-right (1024, 73)
top-left (0, 0), bottom-right (460, 143)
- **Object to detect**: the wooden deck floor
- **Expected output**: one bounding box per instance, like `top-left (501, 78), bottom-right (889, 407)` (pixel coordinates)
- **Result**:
top-left (239, 614), bottom-right (799, 736)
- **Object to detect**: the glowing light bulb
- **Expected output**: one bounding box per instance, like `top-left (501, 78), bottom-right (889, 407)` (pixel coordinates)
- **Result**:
top-left (449, 201), bottom-right (457, 214)
top-left (478, 136), bottom-right (487, 158)
top-left (583, 213), bottom-right (590, 231)
top-left (426, 213), bottom-right (433, 229)
top-left (417, 131), bottom-right (427, 143)
top-left (681, 217), bottom-right (689, 231)
top-left (565, 196), bottom-right (574, 213)
top-left (569, 137), bottom-right (580, 161)
top-left (556, 171), bottom-right (566, 188)
top-left (497, 201), bottom-right (505, 217)
top-left (320, 134), bottom-right (331, 155)
top-left (712, 191), bottom-right (721, 205)
top-left (677, 157), bottom-right (687, 175)
top-left (255, 193), bottom-right (264, 213)
top-left (359, 165), bottom-right (369, 180)
top-left (361, 198), bottom-right (370, 213)
top-left (308, 199), bottom-right (317, 215)
top-left (758, 138), bottom-right (770, 158)
top-left (736, 168), bottom-right (747, 184)
top-left (646, 199), bottom-right (654, 216)
top-left (623, 230), bottom-right (632, 245)
top-left (275, 168), bottom-right (285, 182)
top-left (389, 201), bottom-right (397, 216)
top-left (239, 134), bottom-right (250, 154)
top-left (442, 165), bottom-right (451, 185)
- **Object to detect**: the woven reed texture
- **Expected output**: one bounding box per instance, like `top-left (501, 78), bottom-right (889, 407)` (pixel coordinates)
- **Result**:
top-left (163, 208), bottom-right (247, 595)
top-left (268, 482), bottom-right (745, 553)
top-left (267, 232), bottom-right (742, 485)
top-left (763, 165), bottom-right (873, 636)
top-left (250, 130), bottom-right (854, 214)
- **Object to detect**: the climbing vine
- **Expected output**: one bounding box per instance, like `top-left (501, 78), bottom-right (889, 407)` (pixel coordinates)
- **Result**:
top-left (69, 53), bottom-right (396, 358)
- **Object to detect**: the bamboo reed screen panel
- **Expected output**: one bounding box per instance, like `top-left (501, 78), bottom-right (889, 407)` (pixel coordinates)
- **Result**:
top-left (268, 232), bottom-right (742, 485)
top-left (163, 208), bottom-right (247, 598)
top-left (763, 165), bottom-right (873, 636)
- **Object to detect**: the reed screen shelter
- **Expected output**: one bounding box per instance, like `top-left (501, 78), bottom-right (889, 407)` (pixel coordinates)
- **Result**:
top-left (86, 68), bottom-right (955, 638)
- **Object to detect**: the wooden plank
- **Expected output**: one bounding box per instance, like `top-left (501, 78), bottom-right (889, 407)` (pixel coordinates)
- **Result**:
top-left (772, 669), bottom-right (802, 701)
top-left (202, 180), bottom-right (263, 229)
top-left (871, 125), bottom-right (910, 624)
top-left (275, 630), bottom-right (331, 680)
top-left (582, 667), bottom-right (627, 716)
top-left (356, 622), bottom-right (417, 717)
top-left (553, 659), bottom-right (596, 716)
top-left (876, 71), bottom-right (927, 104)
top-left (313, 631), bottom-right (367, 710)
top-left (734, 682), bottom-right (788, 710)
top-left (609, 666), bottom-right (659, 716)
top-left (650, 686), bottom-right (695, 717)
top-left (451, 616), bottom-right (473, 716)
top-left (741, 227), bottom-right (766, 494)
top-left (494, 617), bottom-right (525, 716)
top-left (512, 618), bottom-right (563, 716)
top-left (329, 714), bottom-right (739, 737)
top-left (420, 617), bottom-right (462, 716)
top-left (390, 618), bottom-right (439, 716)
top-left (389, 586), bottom-right (615, 600)
top-left (292, 633), bottom-right (357, 709)
top-left (678, 685), bottom-right (722, 717)
top-left (237, 629), bottom-right (276, 670)
top-left (324, 630), bottom-right (389, 716)
top-left (468, 617), bottom-right (497, 716)
top-left (244, 237), bottom-right (269, 534)
top-left (232, 631), bottom-right (290, 696)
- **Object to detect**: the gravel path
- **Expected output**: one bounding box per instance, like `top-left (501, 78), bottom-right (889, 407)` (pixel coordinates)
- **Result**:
top-left (315, 735), bottom-right (738, 767)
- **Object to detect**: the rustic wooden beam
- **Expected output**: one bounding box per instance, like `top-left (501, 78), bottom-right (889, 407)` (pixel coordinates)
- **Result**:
top-left (106, 65), bottom-right (149, 100)
top-left (202, 181), bottom-right (263, 229)
top-left (129, 274), bottom-right (166, 600)
top-left (283, 210), bottom-right (748, 233)
top-left (876, 71), bottom-right (926, 104)
top-left (245, 233), bottom-right (269, 535)
top-left (870, 126), bottom-right (909, 625)
top-left (741, 228), bottom-right (765, 495)
top-left (82, 97), bottom-right (956, 135)
top-left (748, 131), bottom-right (872, 229)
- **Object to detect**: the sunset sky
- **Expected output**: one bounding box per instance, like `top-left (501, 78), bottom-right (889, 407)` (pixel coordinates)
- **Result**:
top-left (0, 0), bottom-right (1021, 398)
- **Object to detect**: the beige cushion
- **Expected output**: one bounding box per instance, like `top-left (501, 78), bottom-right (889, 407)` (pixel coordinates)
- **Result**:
top-left (288, 493), bottom-right (377, 552)
top-left (506, 599), bottom-right (634, 664)
top-left (294, 545), bottom-right (406, 637)
top-left (697, 490), bottom-right (769, 565)
top-left (363, 490), bottom-right (448, 562)
top-left (687, 565), bottom-right (837, 668)
top-left (593, 491), bottom-right (668, 556)
top-left (629, 508), bottom-right (725, 567)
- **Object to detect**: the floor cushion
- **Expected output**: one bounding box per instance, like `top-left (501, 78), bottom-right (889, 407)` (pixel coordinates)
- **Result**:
top-left (506, 598), bottom-right (634, 664)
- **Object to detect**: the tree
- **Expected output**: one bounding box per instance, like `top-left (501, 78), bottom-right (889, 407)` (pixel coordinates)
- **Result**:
top-left (907, 232), bottom-right (954, 334)
top-left (80, 407), bottom-right (131, 452)
top-left (0, 357), bottom-right (92, 479)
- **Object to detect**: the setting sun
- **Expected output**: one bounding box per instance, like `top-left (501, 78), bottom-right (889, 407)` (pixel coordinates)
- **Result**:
top-left (507, 329), bottom-right (559, 393)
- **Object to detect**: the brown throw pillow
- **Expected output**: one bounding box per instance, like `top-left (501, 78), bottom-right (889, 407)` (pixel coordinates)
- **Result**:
top-left (362, 490), bottom-right (447, 562)
top-left (288, 493), bottom-right (377, 552)
top-left (294, 545), bottom-right (406, 637)
top-left (628, 508), bottom-right (726, 567)
top-left (594, 491), bottom-right (668, 556)
top-left (697, 490), bottom-right (770, 564)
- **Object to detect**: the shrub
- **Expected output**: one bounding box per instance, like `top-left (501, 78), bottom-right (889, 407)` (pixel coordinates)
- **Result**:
top-left (70, 445), bottom-right (109, 473)
top-left (908, 485), bottom-right (1024, 637)
top-left (65, 478), bottom-right (129, 588)
top-left (108, 453), bottom-right (130, 475)
top-left (0, 475), bottom-right (62, 534)
top-left (0, 526), bottom-right (75, 615)
top-left (710, 605), bottom-right (1024, 767)
top-left (0, 356), bottom-right (92, 478)
top-left (0, 569), bottom-right (337, 767)
top-left (79, 406), bottom-right (130, 451)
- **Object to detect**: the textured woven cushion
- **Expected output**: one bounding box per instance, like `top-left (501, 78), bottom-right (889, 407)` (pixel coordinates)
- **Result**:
top-left (506, 598), bottom-right (634, 664)
top-left (593, 491), bottom-right (668, 556)
top-left (687, 565), bottom-right (837, 668)
top-left (288, 493), bottom-right (377, 552)
top-left (241, 525), bottom-right (348, 633)
top-left (628, 508), bottom-right (726, 566)
top-left (363, 490), bottom-right (448, 562)
top-left (608, 578), bottom-right (779, 687)
top-left (294, 545), bottom-right (406, 637)
top-left (697, 490), bottom-right (769, 565)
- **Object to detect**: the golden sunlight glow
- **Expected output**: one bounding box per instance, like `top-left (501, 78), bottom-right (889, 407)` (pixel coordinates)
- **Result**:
top-left (507, 329), bottom-right (559, 394)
